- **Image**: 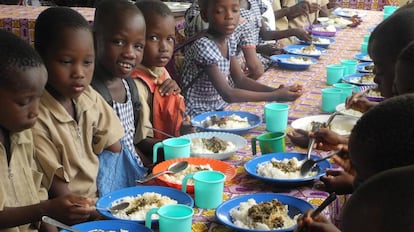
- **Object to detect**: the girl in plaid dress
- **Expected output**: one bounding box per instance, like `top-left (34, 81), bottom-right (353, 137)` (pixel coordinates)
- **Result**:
top-left (181, 0), bottom-right (303, 117)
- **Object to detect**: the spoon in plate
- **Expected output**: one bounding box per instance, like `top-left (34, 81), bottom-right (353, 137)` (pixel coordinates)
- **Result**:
top-left (42, 216), bottom-right (80, 232)
top-left (136, 161), bottom-right (189, 183)
top-left (300, 150), bottom-right (340, 176)
top-left (95, 202), bottom-right (130, 214)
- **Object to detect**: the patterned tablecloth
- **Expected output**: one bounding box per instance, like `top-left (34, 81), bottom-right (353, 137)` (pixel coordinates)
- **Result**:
top-left (0, 5), bottom-right (382, 232)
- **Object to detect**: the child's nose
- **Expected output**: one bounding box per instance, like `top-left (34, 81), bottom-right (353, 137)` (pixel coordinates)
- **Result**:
top-left (29, 100), bottom-right (40, 119)
top-left (122, 44), bottom-right (136, 59)
top-left (72, 65), bottom-right (85, 79)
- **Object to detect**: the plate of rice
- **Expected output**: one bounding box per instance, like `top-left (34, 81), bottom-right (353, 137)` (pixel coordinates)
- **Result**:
top-left (357, 62), bottom-right (374, 73)
top-left (151, 157), bottom-right (237, 193)
top-left (215, 193), bottom-right (314, 232)
top-left (60, 220), bottom-right (151, 232)
top-left (191, 111), bottom-right (262, 134)
top-left (244, 152), bottom-right (331, 185)
top-left (283, 44), bottom-right (326, 59)
top-left (336, 103), bottom-right (363, 118)
top-left (179, 132), bottom-right (247, 160)
top-left (96, 186), bottom-right (194, 223)
top-left (342, 73), bottom-right (376, 86)
top-left (290, 114), bottom-right (358, 136)
top-left (270, 54), bottom-right (318, 71)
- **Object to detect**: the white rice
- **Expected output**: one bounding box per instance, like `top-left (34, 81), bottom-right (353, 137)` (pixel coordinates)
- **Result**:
top-left (191, 137), bottom-right (236, 154)
top-left (257, 157), bottom-right (317, 179)
top-left (286, 57), bottom-right (313, 64)
top-left (164, 163), bottom-right (213, 185)
top-left (110, 192), bottom-right (177, 220)
top-left (230, 198), bottom-right (299, 230)
top-left (208, 114), bottom-right (250, 129)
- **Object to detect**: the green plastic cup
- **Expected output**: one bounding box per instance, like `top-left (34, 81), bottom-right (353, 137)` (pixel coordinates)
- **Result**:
top-left (333, 83), bottom-right (358, 103)
top-left (321, 88), bottom-right (343, 112)
top-left (363, 34), bottom-right (370, 43)
top-left (341, 59), bottom-right (358, 75)
top-left (383, 5), bottom-right (398, 14)
top-left (145, 204), bottom-right (193, 232)
top-left (153, 137), bottom-right (191, 163)
top-left (251, 131), bottom-right (286, 155)
top-left (264, 103), bottom-right (290, 132)
top-left (360, 42), bottom-right (368, 54)
top-left (326, 64), bottom-right (345, 85)
top-left (182, 170), bottom-right (225, 209)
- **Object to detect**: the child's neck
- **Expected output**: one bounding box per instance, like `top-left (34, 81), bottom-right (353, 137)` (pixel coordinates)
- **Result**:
top-left (95, 62), bottom-right (118, 83)
top-left (45, 85), bottom-right (77, 121)
top-left (0, 126), bottom-right (11, 163)
top-left (206, 29), bottom-right (228, 43)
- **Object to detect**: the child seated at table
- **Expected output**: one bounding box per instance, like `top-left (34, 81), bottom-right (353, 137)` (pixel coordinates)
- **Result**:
top-left (0, 29), bottom-right (97, 230)
top-left (287, 0), bottom-right (329, 31)
top-left (33, 7), bottom-right (124, 218)
top-left (133, 0), bottom-right (192, 140)
top-left (181, 0), bottom-right (303, 117)
top-left (295, 94), bottom-right (414, 232)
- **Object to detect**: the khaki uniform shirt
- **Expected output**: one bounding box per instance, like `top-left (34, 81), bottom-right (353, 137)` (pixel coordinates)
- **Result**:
top-left (33, 86), bottom-right (124, 198)
top-left (133, 79), bottom-right (154, 143)
top-left (0, 129), bottom-right (47, 232)
top-left (273, 0), bottom-right (292, 45)
top-left (287, 0), bottom-right (329, 29)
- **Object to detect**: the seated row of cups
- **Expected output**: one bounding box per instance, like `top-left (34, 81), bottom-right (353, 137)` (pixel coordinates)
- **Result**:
top-left (321, 83), bottom-right (357, 112)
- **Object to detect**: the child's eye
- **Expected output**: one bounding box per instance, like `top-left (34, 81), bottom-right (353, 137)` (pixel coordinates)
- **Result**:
top-left (60, 59), bottom-right (72, 64)
top-left (84, 60), bottom-right (94, 66)
top-left (134, 43), bottom-right (144, 50)
top-left (17, 98), bottom-right (30, 106)
top-left (148, 36), bottom-right (158, 41)
top-left (167, 36), bottom-right (176, 43)
top-left (113, 40), bottom-right (125, 46)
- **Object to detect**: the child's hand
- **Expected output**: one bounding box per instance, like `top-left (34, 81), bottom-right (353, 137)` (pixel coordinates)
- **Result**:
top-left (256, 43), bottom-right (284, 58)
top-left (45, 195), bottom-right (94, 225)
top-left (157, 79), bottom-right (180, 96)
top-left (320, 169), bottom-right (355, 195)
top-left (295, 210), bottom-right (340, 232)
top-left (272, 84), bottom-right (303, 101)
top-left (180, 116), bottom-right (195, 135)
top-left (311, 128), bottom-right (347, 151)
top-left (293, 28), bottom-right (312, 42)
top-left (345, 92), bottom-right (377, 113)
top-left (287, 129), bottom-right (310, 148)
top-left (309, 2), bottom-right (321, 13)
top-left (288, 1), bottom-right (311, 18)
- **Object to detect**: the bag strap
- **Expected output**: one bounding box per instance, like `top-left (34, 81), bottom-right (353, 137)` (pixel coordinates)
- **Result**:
top-left (91, 75), bottom-right (113, 107)
top-left (125, 77), bottom-right (142, 129)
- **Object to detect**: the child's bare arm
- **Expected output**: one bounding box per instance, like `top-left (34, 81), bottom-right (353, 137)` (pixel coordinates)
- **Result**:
top-left (105, 141), bottom-right (122, 153)
top-left (157, 78), bottom-right (181, 96)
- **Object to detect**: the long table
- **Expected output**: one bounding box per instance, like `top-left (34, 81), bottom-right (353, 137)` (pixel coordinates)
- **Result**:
top-left (184, 9), bottom-right (382, 231)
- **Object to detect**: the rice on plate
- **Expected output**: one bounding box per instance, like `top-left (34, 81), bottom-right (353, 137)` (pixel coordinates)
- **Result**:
top-left (257, 157), bottom-right (317, 179)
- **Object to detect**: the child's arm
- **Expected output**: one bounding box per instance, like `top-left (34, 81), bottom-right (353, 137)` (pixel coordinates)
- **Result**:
top-left (241, 46), bottom-right (265, 80)
top-left (204, 56), bottom-right (302, 103)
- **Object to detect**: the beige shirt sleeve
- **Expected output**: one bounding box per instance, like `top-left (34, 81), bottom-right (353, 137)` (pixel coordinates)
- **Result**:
top-left (133, 79), bottom-right (154, 144)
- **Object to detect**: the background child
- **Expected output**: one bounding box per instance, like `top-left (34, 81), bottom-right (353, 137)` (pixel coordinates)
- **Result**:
top-left (0, 29), bottom-right (94, 230)
top-left (133, 0), bottom-right (188, 140)
top-left (181, 0), bottom-right (303, 117)
top-left (33, 7), bottom-right (124, 217)
top-left (393, 40), bottom-right (414, 96)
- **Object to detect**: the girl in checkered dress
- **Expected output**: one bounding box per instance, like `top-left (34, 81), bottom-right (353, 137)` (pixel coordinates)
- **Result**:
top-left (181, 0), bottom-right (303, 117)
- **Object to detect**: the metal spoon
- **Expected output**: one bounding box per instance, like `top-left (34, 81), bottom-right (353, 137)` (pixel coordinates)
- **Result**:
top-left (143, 125), bottom-right (174, 138)
top-left (305, 122), bottom-right (322, 162)
top-left (42, 216), bottom-right (80, 232)
top-left (300, 150), bottom-right (339, 176)
top-left (136, 161), bottom-right (189, 183)
top-left (95, 202), bottom-right (130, 214)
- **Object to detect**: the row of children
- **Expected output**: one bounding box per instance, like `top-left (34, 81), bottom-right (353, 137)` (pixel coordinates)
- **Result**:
top-left (290, 5), bottom-right (414, 232)
top-left (0, 0), bottom-right (308, 230)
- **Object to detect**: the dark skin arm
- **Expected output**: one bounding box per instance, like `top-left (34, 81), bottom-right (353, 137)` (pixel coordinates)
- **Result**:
top-left (241, 46), bottom-right (264, 80)
top-left (157, 78), bottom-right (181, 96)
top-left (295, 210), bottom-right (341, 232)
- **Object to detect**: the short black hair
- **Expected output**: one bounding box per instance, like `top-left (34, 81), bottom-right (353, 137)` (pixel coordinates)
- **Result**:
top-left (342, 165), bottom-right (414, 232)
top-left (349, 93), bottom-right (414, 180)
top-left (34, 7), bottom-right (91, 57)
top-left (135, 0), bottom-right (173, 19)
top-left (94, 0), bottom-right (142, 34)
top-left (0, 29), bottom-right (44, 88)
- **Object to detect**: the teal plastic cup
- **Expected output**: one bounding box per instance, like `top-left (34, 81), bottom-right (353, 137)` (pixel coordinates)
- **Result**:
top-left (264, 103), bottom-right (289, 132)
top-left (321, 88), bottom-right (343, 112)
top-left (153, 137), bottom-right (191, 163)
top-left (363, 34), bottom-right (370, 43)
top-left (182, 170), bottom-right (225, 209)
top-left (383, 5), bottom-right (398, 14)
top-left (251, 131), bottom-right (286, 155)
top-left (333, 83), bottom-right (358, 103)
top-left (145, 204), bottom-right (193, 232)
top-left (326, 64), bottom-right (345, 85)
top-left (361, 42), bottom-right (368, 54)
top-left (341, 59), bottom-right (358, 75)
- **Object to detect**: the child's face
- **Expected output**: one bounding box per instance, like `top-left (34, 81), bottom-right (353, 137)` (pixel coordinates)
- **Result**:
top-left (96, 12), bottom-right (146, 78)
top-left (0, 66), bottom-right (47, 132)
top-left (141, 14), bottom-right (175, 68)
top-left (203, 0), bottom-right (240, 37)
top-left (44, 28), bottom-right (95, 100)
top-left (370, 39), bottom-right (397, 98)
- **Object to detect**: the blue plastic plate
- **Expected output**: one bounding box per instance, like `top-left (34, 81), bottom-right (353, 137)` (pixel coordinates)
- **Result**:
top-left (283, 45), bottom-right (326, 58)
top-left (342, 73), bottom-right (377, 86)
top-left (244, 152), bottom-right (331, 185)
top-left (270, 54), bottom-right (317, 71)
top-left (357, 62), bottom-right (374, 73)
top-left (60, 220), bottom-right (151, 232)
top-left (354, 53), bottom-right (372, 62)
top-left (333, 8), bottom-right (366, 18)
top-left (96, 186), bottom-right (194, 223)
top-left (191, 111), bottom-right (262, 134)
top-left (215, 193), bottom-right (314, 232)
top-left (297, 36), bottom-right (335, 48)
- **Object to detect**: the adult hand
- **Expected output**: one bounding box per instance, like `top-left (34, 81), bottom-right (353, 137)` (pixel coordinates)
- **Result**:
top-left (157, 78), bottom-right (181, 96)
top-left (295, 210), bottom-right (341, 232)
top-left (320, 169), bottom-right (355, 194)
top-left (345, 92), bottom-right (376, 113)
top-left (45, 194), bottom-right (94, 225)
